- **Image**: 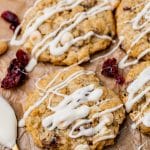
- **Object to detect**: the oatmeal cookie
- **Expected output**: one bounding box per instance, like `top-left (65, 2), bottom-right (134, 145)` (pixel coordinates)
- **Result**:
top-left (11, 0), bottom-right (117, 69)
top-left (116, 0), bottom-right (150, 63)
top-left (122, 61), bottom-right (150, 134)
top-left (19, 66), bottom-right (125, 150)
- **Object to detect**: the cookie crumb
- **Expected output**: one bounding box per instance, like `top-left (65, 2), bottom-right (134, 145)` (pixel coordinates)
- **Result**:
top-left (0, 40), bottom-right (8, 55)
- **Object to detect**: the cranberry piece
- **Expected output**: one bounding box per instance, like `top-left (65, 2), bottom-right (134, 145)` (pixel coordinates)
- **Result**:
top-left (116, 75), bottom-right (125, 85)
top-left (16, 50), bottom-right (29, 66)
top-left (1, 50), bottom-right (29, 89)
top-left (1, 11), bottom-right (20, 31)
top-left (101, 58), bottom-right (125, 85)
top-left (1, 70), bottom-right (26, 89)
top-left (101, 58), bottom-right (118, 78)
top-left (1, 11), bottom-right (19, 24)
top-left (8, 59), bottom-right (23, 72)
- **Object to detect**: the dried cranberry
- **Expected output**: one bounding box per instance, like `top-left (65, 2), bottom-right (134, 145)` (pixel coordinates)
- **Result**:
top-left (101, 58), bottom-right (125, 85)
top-left (1, 11), bottom-right (19, 24)
top-left (101, 58), bottom-right (118, 78)
top-left (16, 49), bottom-right (29, 66)
top-left (8, 59), bottom-right (23, 73)
top-left (1, 69), bottom-right (26, 89)
top-left (1, 11), bottom-right (20, 31)
top-left (1, 50), bottom-right (29, 89)
top-left (116, 75), bottom-right (125, 85)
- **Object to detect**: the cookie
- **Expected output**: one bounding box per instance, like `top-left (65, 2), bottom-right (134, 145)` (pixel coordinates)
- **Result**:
top-left (19, 66), bottom-right (125, 150)
top-left (122, 61), bottom-right (150, 134)
top-left (116, 0), bottom-right (150, 68)
top-left (10, 0), bottom-right (117, 71)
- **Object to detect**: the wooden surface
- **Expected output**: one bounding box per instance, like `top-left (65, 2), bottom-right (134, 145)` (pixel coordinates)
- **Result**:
top-left (0, 0), bottom-right (150, 150)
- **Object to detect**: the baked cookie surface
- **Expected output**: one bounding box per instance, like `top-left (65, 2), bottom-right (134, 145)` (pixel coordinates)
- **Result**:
top-left (10, 0), bottom-right (117, 69)
top-left (116, 0), bottom-right (150, 65)
top-left (19, 66), bottom-right (125, 150)
top-left (122, 61), bottom-right (150, 134)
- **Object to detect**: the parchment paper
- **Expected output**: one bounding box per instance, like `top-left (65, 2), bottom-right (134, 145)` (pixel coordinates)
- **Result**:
top-left (0, 0), bottom-right (150, 150)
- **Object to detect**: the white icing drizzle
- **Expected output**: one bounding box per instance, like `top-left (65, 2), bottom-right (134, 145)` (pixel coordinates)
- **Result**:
top-left (119, 48), bottom-right (150, 69)
top-left (92, 104), bottom-right (123, 119)
top-left (69, 104), bottom-right (123, 138)
top-left (19, 65), bottom-right (123, 141)
top-left (49, 31), bottom-right (112, 56)
top-left (0, 96), bottom-right (17, 149)
top-left (131, 27), bottom-right (150, 47)
top-left (25, 12), bottom-right (89, 72)
top-left (11, 0), bottom-right (84, 46)
top-left (134, 99), bottom-right (150, 121)
top-left (132, 111), bottom-right (150, 129)
top-left (131, 98), bottom-right (150, 129)
top-left (125, 67), bottom-right (150, 113)
top-left (91, 36), bottom-right (124, 63)
top-left (42, 85), bottom-right (103, 130)
top-left (23, 0), bottom-right (43, 18)
top-left (118, 2), bottom-right (150, 130)
top-left (93, 134), bottom-right (115, 144)
top-left (131, 2), bottom-right (150, 30)
top-left (19, 70), bottom-right (94, 127)
top-left (35, 57), bottom-right (89, 92)
top-left (11, 0), bottom-right (113, 72)
top-left (48, 4), bottom-right (112, 56)
top-left (25, 58), bottom-right (37, 72)
top-left (31, 12), bottom-right (82, 56)
top-left (119, 1), bottom-right (150, 69)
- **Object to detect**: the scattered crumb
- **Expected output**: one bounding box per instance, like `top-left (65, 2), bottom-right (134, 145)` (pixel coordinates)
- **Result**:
top-left (0, 40), bottom-right (8, 55)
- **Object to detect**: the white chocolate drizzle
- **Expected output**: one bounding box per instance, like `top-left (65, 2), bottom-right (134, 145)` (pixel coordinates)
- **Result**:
top-left (132, 111), bottom-right (150, 129)
top-left (19, 66), bottom-right (123, 142)
top-left (131, 2), bottom-right (150, 30)
top-left (93, 134), bottom-right (115, 144)
top-left (92, 104), bottom-right (123, 119)
top-left (91, 36), bottom-right (124, 63)
top-left (10, 0), bottom-right (114, 72)
top-left (69, 105), bottom-right (122, 139)
top-left (131, 27), bottom-right (150, 47)
top-left (118, 1), bottom-right (150, 130)
top-left (19, 70), bottom-right (94, 127)
top-left (125, 66), bottom-right (150, 113)
top-left (119, 48), bottom-right (150, 69)
top-left (11, 0), bottom-right (85, 46)
top-left (131, 98), bottom-right (150, 129)
top-left (119, 1), bottom-right (150, 69)
top-left (42, 85), bottom-right (103, 130)
top-left (35, 57), bottom-right (89, 92)
top-left (48, 4), bottom-right (112, 56)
